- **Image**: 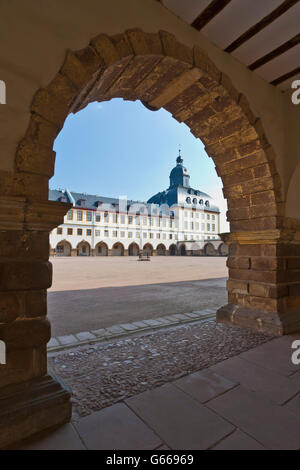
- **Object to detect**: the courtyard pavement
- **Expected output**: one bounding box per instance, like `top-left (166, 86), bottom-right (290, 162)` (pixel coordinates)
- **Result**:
top-left (48, 257), bottom-right (227, 336)
top-left (17, 331), bottom-right (300, 450)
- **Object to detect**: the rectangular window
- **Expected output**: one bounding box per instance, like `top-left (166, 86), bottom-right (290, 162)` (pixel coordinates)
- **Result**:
top-left (150, 233), bottom-right (153, 239)
top-left (190, 222), bottom-right (194, 230)
top-left (57, 227), bottom-right (63, 235)
top-left (201, 214), bottom-right (205, 219)
top-left (120, 215), bottom-right (125, 224)
top-left (77, 211), bottom-right (82, 221)
top-left (212, 215), bottom-right (215, 220)
top-left (207, 214), bottom-right (210, 220)
top-left (95, 230), bottom-right (100, 236)
top-left (104, 212), bottom-right (109, 222)
top-left (196, 222), bottom-right (199, 230)
top-left (143, 232), bottom-right (147, 238)
top-left (201, 223), bottom-right (205, 231)
top-left (163, 233), bottom-right (166, 239)
top-left (113, 214), bottom-right (118, 224)
top-left (143, 217), bottom-right (147, 225)
top-left (136, 232), bottom-right (140, 238)
top-left (128, 216), bottom-right (133, 224)
top-left (67, 210), bottom-right (73, 220)
top-left (135, 216), bottom-right (140, 225)
top-left (96, 214), bottom-right (101, 222)
top-left (156, 233), bottom-right (160, 239)
top-left (104, 230), bottom-right (109, 237)
top-left (169, 234), bottom-right (172, 239)
top-left (86, 212), bottom-right (92, 222)
top-left (212, 224), bottom-right (215, 231)
top-left (184, 221), bottom-right (188, 230)
top-left (77, 228), bottom-right (82, 236)
top-left (86, 229), bottom-right (92, 236)
top-left (120, 231), bottom-right (125, 237)
top-left (128, 232), bottom-right (133, 238)
top-left (67, 228), bottom-right (73, 235)
top-left (207, 224), bottom-right (210, 231)
top-left (113, 230), bottom-right (118, 237)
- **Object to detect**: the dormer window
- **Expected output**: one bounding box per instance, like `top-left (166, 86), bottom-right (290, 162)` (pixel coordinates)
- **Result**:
top-left (95, 200), bottom-right (102, 207)
top-left (78, 198), bottom-right (86, 206)
top-left (59, 196), bottom-right (67, 203)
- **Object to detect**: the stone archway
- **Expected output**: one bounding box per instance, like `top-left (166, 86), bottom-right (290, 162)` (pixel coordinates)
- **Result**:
top-left (169, 244), bottom-right (177, 256)
top-left (157, 243), bottom-right (166, 256)
top-left (95, 241), bottom-right (108, 256)
top-left (218, 242), bottom-right (229, 257)
top-left (112, 242), bottom-right (124, 256)
top-left (143, 243), bottom-right (153, 256)
top-left (1, 29), bottom-right (297, 447)
top-left (128, 242), bottom-right (139, 256)
top-left (56, 240), bottom-right (72, 256)
top-left (179, 244), bottom-right (186, 256)
top-left (204, 242), bottom-right (216, 256)
top-left (77, 240), bottom-right (91, 256)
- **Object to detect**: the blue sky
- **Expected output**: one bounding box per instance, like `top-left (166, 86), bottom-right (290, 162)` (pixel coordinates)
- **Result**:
top-left (52, 99), bottom-right (229, 231)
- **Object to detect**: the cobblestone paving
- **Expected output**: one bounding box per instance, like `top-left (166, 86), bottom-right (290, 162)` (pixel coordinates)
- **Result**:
top-left (48, 320), bottom-right (274, 421)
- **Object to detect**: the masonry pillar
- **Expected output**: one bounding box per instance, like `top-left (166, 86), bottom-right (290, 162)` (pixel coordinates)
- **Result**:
top-left (0, 197), bottom-right (72, 448)
top-left (71, 248), bottom-right (77, 256)
top-left (217, 230), bottom-right (300, 335)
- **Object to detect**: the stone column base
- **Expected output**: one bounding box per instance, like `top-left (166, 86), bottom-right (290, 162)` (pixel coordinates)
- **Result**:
top-left (217, 303), bottom-right (300, 336)
top-left (0, 374), bottom-right (72, 449)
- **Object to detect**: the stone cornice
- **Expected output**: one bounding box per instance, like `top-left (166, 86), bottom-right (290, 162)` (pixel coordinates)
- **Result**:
top-left (221, 229), bottom-right (300, 245)
top-left (0, 196), bottom-right (71, 231)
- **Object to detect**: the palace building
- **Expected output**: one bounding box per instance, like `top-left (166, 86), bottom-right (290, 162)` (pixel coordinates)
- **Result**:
top-left (49, 154), bottom-right (227, 256)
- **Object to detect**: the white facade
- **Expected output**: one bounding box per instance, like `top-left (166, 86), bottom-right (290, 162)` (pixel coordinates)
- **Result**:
top-left (50, 202), bottom-right (221, 256)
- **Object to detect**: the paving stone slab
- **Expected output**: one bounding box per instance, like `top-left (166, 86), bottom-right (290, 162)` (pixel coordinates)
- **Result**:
top-left (106, 325), bottom-right (126, 335)
top-left (18, 424), bottom-right (86, 450)
top-left (174, 368), bottom-right (237, 403)
top-left (57, 334), bottom-right (78, 345)
top-left (211, 355), bottom-right (300, 405)
top-left (74, 403), bottom-right (162, 450)
top-left (131, 321), bottom-right (149, 329)
top-left (48, 337), bottom-right (59, 348)
top-left (119, 323), bottom-right (138, 331)
top-left (239, 337), bottom-right (300, 377)
top-left (185, 312), bottom-right (201, 319)
top-left (207, 385), bottom-right (300, 450)
top-left (91, 328), bottom-right (107, 337)
top-left (76, 331), bottom-right (96, 341)
top-left (126, 383), bottom-right (234, 450)
top-left (143, 319), bottom-right (164, 327)
top-left (212, 430), bottom-right (265, 450)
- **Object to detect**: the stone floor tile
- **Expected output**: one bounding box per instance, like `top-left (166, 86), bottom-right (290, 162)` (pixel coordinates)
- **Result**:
top-left (91, 328), bottom-right (106, 336)
top-left (18, 424), bottom-right (86, 450)
top-left (211, 355), bottom-right (300, 404)
top-left (212, 430), bottom-right (265, 450)
top-left (76, 331), bottom-right (96, 341)
top-left (143, 319), bottom-right (164, 326)
top-left (131, 321), bottom-right (148, 328)
top-left (174, 368), bottom-right (237, 403)
top-left (126, 383), bottom-right (234, 450)
top-left (106, 325), bottom-right (126, 335)
top-left (284, 393), bottom-right (300, 417)
top-left (74, 403), bottom-right (161, 450)
top-left (57, 334), bottom-right (77, 345)
top-left (119, 323), bottom-right (138, 331)
top-left (207, 386), bottom-right (300, 450)
top-left (239, 337), bottom-right (300, 376)
top-left (184, 313), bottom-right (200, 319)
top-left (48, 337), bottom-right (59, 348)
